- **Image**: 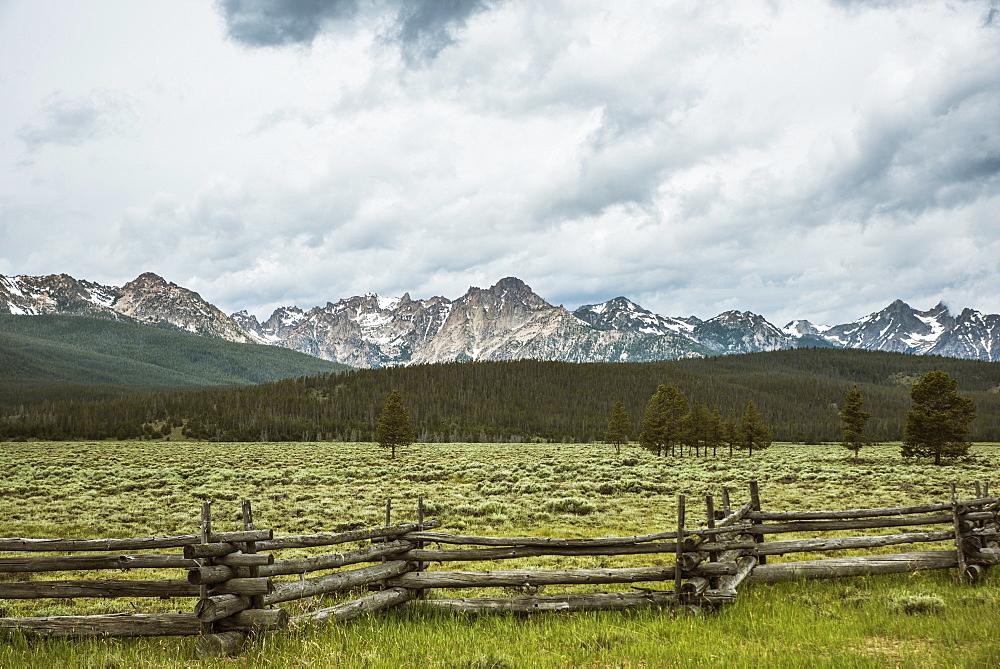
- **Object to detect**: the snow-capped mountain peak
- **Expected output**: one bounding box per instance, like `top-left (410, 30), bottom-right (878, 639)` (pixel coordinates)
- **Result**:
top-left (4, 271), bottom-right (1000, 366)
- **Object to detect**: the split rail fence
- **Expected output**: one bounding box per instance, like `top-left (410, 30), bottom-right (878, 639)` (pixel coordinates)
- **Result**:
top-left (0, 481), bottom-right (996, 657)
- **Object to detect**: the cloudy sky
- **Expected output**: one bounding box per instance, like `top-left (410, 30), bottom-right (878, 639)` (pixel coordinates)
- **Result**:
top-left (1, 0), bottom-right (998, 326)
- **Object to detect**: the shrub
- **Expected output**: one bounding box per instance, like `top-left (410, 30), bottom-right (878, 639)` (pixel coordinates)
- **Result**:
top-left (542, 497), bottom-right (596, 515)
top-left (889, 594), bottom-right (946, 615)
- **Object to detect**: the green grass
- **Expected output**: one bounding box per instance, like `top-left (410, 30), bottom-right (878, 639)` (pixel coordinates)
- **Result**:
top-left (0, 441), bottom-right (997, 667)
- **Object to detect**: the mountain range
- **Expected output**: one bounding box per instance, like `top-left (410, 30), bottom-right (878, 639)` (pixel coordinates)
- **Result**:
top-left (2, 272), bottom-right (999, 367)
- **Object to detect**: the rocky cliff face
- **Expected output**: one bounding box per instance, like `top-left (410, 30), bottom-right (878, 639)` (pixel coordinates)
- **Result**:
top-left (238, 278), bottom-right (712, 367)
top-left (0, 272), bottom-right (255, 343)
top-left (5, 271), bottom-right (1000, 367)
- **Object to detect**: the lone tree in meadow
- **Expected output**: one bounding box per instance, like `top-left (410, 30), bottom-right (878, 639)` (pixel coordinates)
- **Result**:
top-left (839, 385), bottom-right (872, 463)
top-left (604, 400), bottom-right (631, 455)
top-left (639, 384), bottom-right (688, 456)
top-left (375, 389), bottom-right (416, 459)
top-left (737, 401), bottom-right (773, 456)
top-left (902, 371), bottom-right (976, 465)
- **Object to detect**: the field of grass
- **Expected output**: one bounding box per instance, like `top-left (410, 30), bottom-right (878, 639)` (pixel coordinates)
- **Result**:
top-left (0, 440), bottom-right (998, 667)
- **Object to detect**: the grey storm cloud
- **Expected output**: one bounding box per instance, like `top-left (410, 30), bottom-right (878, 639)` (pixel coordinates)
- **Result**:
top-left (217, 0), bottom-right (500, 61)
top-left (16, 91), bottom-right (133, 152)
top-left (216, 0), bottom-right (360, 47)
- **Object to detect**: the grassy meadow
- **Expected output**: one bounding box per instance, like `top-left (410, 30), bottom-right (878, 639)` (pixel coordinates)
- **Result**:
top-left (0, 440), bottom-right (998, 667)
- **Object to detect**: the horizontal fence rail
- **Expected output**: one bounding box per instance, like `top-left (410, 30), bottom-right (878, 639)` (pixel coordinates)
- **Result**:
top-left (0, 482), bottom-right (996, 658)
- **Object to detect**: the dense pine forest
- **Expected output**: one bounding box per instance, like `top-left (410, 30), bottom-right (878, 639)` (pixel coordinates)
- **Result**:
top-left (3, 348), bottom-right (999, 443)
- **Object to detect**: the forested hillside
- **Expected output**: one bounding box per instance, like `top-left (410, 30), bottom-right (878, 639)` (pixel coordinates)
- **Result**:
top-left (0, 315), bottom-right (348, 407)
top-left (3, 348), bottom-right (998, 443)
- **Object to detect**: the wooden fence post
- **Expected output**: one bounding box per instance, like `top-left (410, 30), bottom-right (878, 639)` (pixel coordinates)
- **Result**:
top-left (674, 495), bottom-right (685, 596)
top-left (749, 481), bottom-right (765, 565)
top-left (242, 500), bottom-right (264, 611)
top-left (950, 483), bottom-right (968, 583)
top-left (705, 494), bottom-right (718, 589)
top-left (415, 497), bottom-right (427, 600)
top-left (198, 501), bottom-right (214, 636)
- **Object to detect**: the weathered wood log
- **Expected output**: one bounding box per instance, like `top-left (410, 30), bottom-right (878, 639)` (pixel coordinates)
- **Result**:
top-left (749, 550), bottom-right (959, 583)
top-left (0, 579), bottom-right (198, 599)
top-left (184, 543), bottom-right (238, 559)
top-left (264, 561), bottom-right (412, 605)
top-left (0, 553), bottom-right (197, 572)
top-left (386, 564), bottom-right (736, 589)
top-left (216, 608), bottom-right (289, 632)
top-left (680, 577), bottom-right (709, 596)
top-left (0, 613), bottom-right (200, 637)
top-left (756, 530), bottom-right (955, 556)
top-left (257, 521), bottom-right (440, 551)
top-left (951, 483), bottom-right (969, 583)
top-left (965, 563), bottom-right (986, 582)
top-left (747, 498), bottom-right (998, 521)
top-left (188, 565), bottom-right (235, 585)
top-left (966, 549), bottom-right (1000, 565)
top-left (678, 551), bottom-right (709, 571)
top-left (712, 502), bottom-right (753, 530)
top-left (293, 587), bottom-right (411, 626)
top-left (748, 481), bottom-right (766, 565)
top-left (197, 501), bottom-right (213, 637)
top-left (196, 631), bottom-right (244, 658)
top-left (674, 495), bottom-right (686, 594)
top-left (401, 531), bottom-right (674, 547)
top-left (261, 540), bottom-right (412, 577)
top-left (410, 590), bottom-right (683, 615)
top-left (240, 499), bottom-right (264, 612)
top-left (400, 530), bottom-right (719, 548)
top-left (744, 514), bottom-right (962, 535)
top-left (960, 536), bottom-right (983, 554)
top-left (195, 594), bottom-right (251, 622)
top-left (210, 577), bottom-right (272, 596)
top-left (717, 556), bottom-right (757, 592)
top-left (214, 552), bottom-right (274, 567)
top-left (0, 530), bottom-right (272, 553)
top-left (400, 542), bottom-right (701, 562)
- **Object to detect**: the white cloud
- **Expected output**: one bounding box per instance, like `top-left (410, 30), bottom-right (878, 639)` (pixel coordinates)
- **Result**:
top-left (0, 0), bottom-right (998, 327)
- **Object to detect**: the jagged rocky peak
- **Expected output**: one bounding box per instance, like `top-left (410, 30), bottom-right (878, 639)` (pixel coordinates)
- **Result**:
top-left (783, 319), bottom-right (822, 337)
top-left (114, 272), bottom-right (254, 343)
top-left (124, 271), bottom-right (172, 289)
top-left (464, 277), bottom-right (551, 309)
top-left (573, 296), bottom-right (696, 336)
top-left (0, 273), bottom-right (120, 316)
top-left (694, 309), bottom-right (792, 354)
top-left (230, 309), bottom-right (262, 330)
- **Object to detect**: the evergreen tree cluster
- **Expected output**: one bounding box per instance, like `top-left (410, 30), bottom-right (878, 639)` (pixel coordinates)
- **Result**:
top-left (1, 348), bottom-right (998, 444)
top-left (634, 385), bottom-right (771, 457)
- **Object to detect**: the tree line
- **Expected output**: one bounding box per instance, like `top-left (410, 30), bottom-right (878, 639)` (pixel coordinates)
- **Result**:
top-left (1, 349), bottom-right (997, 445)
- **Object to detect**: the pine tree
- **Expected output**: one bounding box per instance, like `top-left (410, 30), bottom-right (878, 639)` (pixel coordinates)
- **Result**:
top-left (683, 402), bottom-right (712, 457)
top-left (374, 389), bottom-right (416, 458)
top-left (723, 409), bottom-right (739, 458)
top-left (604, 400), bottom-right (630, 455)
top-left (839, 385), bottom-right (871, 463)
top-left (738, 401), bottom-right (772, 456)
top-left (638, 385), bottom-right (687, 456)
top-left (638, 388), bottom-right (667, 456)
top-left (707, 407), bottom-right (725, 457)
top-left (902, 371), bottom-right (976, 465)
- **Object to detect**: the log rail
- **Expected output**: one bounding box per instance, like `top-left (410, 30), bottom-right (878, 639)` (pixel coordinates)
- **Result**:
top-left (0, 482), bottom-right (996, 655)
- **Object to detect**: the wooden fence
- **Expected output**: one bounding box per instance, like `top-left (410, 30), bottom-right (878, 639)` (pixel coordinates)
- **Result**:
top-left (0, 482), bottom-right (996, 657)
